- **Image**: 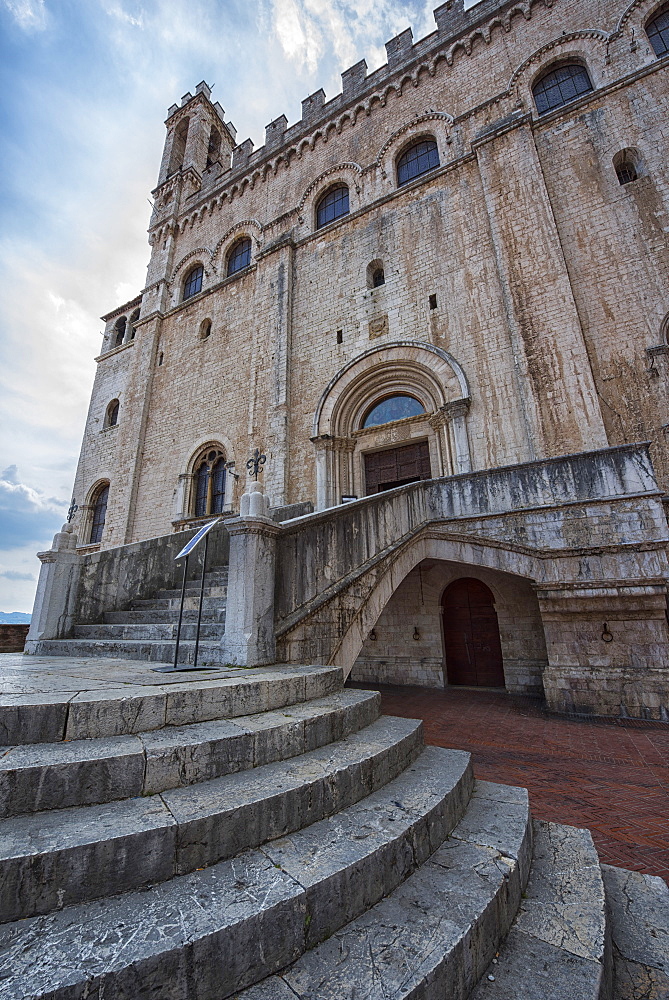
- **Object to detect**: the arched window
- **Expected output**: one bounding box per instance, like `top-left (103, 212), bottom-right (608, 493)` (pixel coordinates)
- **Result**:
top-left (613, 149), bottom-right (640, 185)
top-left (316, 186), bottom-right (349, 228)
top-left (362, 395), bottom-right (425, 428)
top-left (532, 63), bottom-right (593, 115)
top-left (183, 264), bottom-right (204, 300)
top-left (113, 317), bottom-right (126, 347)
top-left (128, 309), bottom-right (140, 340)
top-left (106, 400), bottom-right (119, 428)
top-left (367, 260), bottom-right (385, 288)
top-left (199, 318), bottom-right (212, 340)
top-left (397, 139), bottom-right (439, 186)
top-left (227, 238), bottom-right (252, 276)
top-left (90, 484), bottom-right (109, 544)
top-left (647, 6), bottom-right (669, 55)
top-left (193, 449), bottom-right (227, 517)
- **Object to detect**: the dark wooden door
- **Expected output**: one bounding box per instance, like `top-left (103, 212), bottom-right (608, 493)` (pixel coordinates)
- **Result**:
top-left (442, 578), bottom-right (505, 687)
top-left (364, 441), bottom-right (431, 495)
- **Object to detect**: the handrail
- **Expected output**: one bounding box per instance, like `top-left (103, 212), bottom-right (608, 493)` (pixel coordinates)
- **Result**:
top-left (153, 517), bottom-right (223, 673)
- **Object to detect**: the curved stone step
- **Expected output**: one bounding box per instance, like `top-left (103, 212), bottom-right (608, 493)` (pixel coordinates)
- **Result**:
top-left (0, 664), bottom-right (343, 744)
top-left (239, 780), bottom-right (531, 1000)
top-left (470, 820), bottom-right (610, 999)
top-left (0, 715), bottom-right (425, 921)
top-left (0, 746), bottom-right (473, 999)
top-left (0, 688), bottom-right (380, 815)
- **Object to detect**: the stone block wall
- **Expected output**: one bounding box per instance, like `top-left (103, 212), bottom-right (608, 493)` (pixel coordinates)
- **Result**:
top-left (0, 625), bottom-right (29, 653)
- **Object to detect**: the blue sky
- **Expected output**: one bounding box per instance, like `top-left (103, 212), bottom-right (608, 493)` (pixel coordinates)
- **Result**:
top-left (0, 0), bottom-right (446, 611)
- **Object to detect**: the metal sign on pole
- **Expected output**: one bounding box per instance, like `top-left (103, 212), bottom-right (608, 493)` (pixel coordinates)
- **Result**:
top-left (152, 517), bottom-right (223, 673)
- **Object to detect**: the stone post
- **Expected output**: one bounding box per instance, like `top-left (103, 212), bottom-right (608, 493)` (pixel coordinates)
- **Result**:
top-left (25, 524), bottom-right (81, 653)
top-left (221, 484), bottom-right (281, 666)
top-left (443, 398), bottom-right (472, 474)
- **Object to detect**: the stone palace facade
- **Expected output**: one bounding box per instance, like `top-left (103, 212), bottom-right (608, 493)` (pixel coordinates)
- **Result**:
top-left (37, 0), bottom-right (669, 717)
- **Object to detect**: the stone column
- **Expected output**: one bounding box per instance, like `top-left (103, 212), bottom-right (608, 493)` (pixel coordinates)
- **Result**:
top-left (442, 398), bottom-right (472, 474)
top-left (25, 524), bottom-right (81, 653)
top-left (173, 473), bottom-right (194, 520)
top-left (221, 485), bottom-right (281, 666)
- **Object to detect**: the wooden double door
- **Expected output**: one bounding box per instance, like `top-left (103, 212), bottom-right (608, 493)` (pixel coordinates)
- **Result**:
top-left (364, 441), bottom-right (431, 495)
top-left (442, 578), bottom-right (505, 687)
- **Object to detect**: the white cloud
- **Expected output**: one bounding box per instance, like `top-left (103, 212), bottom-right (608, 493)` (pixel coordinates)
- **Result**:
top-left (3, 0), bottom-right (47, 31)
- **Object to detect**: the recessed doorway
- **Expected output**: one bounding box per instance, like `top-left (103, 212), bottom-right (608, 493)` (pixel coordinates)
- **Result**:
top-left (442, 577), bottom-right (505, 687)
top-left (364, 441), bottom-right (431, 495)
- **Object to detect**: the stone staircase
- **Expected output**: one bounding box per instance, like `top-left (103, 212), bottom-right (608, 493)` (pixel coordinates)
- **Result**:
top-left (0, 661), bottom-right (666, 999)
top-left (34, 566), bottom-right (229, 665)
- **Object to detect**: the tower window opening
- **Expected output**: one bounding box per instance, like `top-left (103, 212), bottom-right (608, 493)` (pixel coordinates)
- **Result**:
top-left (397, 139), bottom-right (439, 186)
top-left (128, 309), bottom-right (140, 340)
top-left (199, 318), bottom-right (212, 339)
top-left (429, 294), bottom-right (437, 310)
top-left (372, 268), bottom-right (385, 287)
top-left (206, 126), bottom-right (222, 168)
top-left (647, 6), bottom-right (669, 55)
top-left (113, 316), bottom-right (126, 347)
top-left (336, 329), bottom-right (343, 344)
top-left (227, 238), bottom-right (252, 276)
top-left (106, 400), bottom-right (119, 428)
top-left (316, 186), bottom-right (349, 228)
top-left (532, 63), bottom-right (593, 115)
top-left (168, 117), bottom-right (189, 175)
top-left (183, 264), bottom-right (204, 300)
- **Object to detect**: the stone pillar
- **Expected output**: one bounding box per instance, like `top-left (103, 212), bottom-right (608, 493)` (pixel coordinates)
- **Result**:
top-left (443, 398), bottom-right (472, 474)
top-left (312, 435), bottom-right (335, 510)
top-left (537, 583), bottom-right (669, 720)
top-left (221, 485), bottom-right (281, 666)
top-left (173, 473), bottom-right (194, 520)
top-left (25, 524), bottom-right (81, 653)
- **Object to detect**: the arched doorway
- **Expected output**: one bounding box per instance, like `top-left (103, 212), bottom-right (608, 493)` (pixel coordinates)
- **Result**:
top-left (442, 578), bottom-right (505, 687)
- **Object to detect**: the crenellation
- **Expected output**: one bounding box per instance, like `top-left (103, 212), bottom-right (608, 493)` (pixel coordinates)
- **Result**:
top-left (385, 26), bottom-right (415, 68)
top-left (265, 114), bottom-right (288, 149)
top-left (341, 58), bottom-right (368, 99)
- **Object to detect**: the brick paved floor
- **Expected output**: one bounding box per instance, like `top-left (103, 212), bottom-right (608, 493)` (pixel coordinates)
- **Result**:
top-left (349, 682), bottom-right (669, 885)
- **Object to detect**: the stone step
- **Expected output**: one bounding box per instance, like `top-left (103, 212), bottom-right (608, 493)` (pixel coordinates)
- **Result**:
top-left (0, 664), bottom-right (343, 744)
top-left (103, 608), bottom-right (226, 624)
top-left (470, 820), bottom-right (610, 999)
top-left (130, 595), bottom-right (227, 611)
top-left (29, 637), bottom-right (226, 665)
top-left (0, 746), bottom-right (473, 999)
top-left (155, 583), bottom-right (228, 599)
top-left (240, 780), bottom-right (531, 1000)
top-left (72, 622), bottom-right (226, 641)
top-left (0, 715), bottom-right (426, 921)
top-left (0, 688), bottom-right (381, 816)
top-left (601, 863), bottom-right (669, 999)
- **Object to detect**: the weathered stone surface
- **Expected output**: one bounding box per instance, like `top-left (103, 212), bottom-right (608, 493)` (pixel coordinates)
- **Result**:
top-left (0, 796), bottom-right (177, 921)
top-left (470, 820), bottom-right (609, 999)
top-left (602, 863), bottom-right (669, 1000)
top-left (0, 693), bottom-right (68, 745)
top-left (165, 715), bottom-right (425, 873)
top-left (244, 780), bottom-right (528, 999)
top-left (0, 734), bottom-right (145, 815)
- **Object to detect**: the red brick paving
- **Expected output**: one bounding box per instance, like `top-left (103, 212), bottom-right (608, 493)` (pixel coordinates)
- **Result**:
top-left (349, 682), bottom-right (669, 885)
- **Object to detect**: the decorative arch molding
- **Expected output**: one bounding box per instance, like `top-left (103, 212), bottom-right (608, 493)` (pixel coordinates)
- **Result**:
top-left (212, 219), bottom-right (264, 270)
top-left (509, 30), bottom-right (609, 97)
top-left (173, 436), bottom-right (237, 522)
top-left (170, 247), bottom-right (214, 284)
top-left (297, 162), bottom-right (363, 228)
top-left (313, 341), bottom-right (469, 437)
top-left (311, 342), bottom-right (472, 509)
top-left (375, 113), bottom-right (454, 182)
top-left (617, 0), bottom-right (668, 33)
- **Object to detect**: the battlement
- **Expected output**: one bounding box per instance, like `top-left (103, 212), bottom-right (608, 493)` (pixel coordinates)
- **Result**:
top-left (219, 0), bottom-right (515, 178)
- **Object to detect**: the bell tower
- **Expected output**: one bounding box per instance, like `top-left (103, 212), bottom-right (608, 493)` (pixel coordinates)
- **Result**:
top-left (156, 80), bottom-right (236, 187)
